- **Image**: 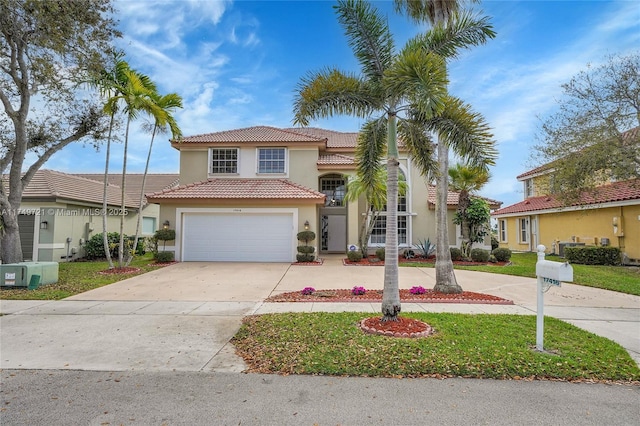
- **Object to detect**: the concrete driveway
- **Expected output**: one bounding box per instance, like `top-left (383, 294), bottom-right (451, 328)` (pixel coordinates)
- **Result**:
top-left (1, 258), bottom-right (639, 371)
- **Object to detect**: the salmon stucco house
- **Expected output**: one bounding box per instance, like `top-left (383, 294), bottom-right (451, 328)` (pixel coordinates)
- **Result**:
top-left (146, 126), bottom-right (499, 262)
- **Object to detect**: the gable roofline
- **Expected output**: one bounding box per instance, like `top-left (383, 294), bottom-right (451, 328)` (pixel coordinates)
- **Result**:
top-left (171, 125), bottom-right (328, 149)
top-left (426, 185), bottom-right (502, 210)
top-left (492, 178), bottom-right (640, 216)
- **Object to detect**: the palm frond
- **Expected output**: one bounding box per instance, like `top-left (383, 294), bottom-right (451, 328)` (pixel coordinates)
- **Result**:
top-left (293, 68), bottom-right (377, 126)
top-left (355, 117), bottom-right (387, 186)
top-left (398, 116), bottom-right (437, 177)
top-left (334, 0), bottom-right (395, 82)
top-left (408, 11), bottom-right (495, 60)
top-left (424, 95), bottom-right (497, 170)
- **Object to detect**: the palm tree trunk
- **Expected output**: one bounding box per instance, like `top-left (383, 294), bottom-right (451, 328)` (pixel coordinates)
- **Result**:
top-left (118, 118), bottom-right (131, 268)
top-left (102, 113), bottom-right (115, 269)
top-left (382, 112), bottom-right (401, 321)
top-left (434, 139), bottom-right (462, 293)
top-left (126, 125), bottom-right (158, 266)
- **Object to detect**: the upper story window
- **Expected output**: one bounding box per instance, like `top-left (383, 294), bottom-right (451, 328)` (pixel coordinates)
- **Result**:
top-left (524, 179), bottom-right (534, 198)
top-left (257, 148), bottom-right (286, 174)
top-left (320, 175), bottom-right (346, 207)
top-left (210, 148), bottom-right (238, 174)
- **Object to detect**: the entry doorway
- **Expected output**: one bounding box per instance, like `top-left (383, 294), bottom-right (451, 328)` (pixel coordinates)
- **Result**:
top-left (321, 214), bottom-right (346, 253)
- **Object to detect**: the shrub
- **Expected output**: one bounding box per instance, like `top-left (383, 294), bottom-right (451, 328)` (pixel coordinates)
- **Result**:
top-left (491, 235), bottom-right (499, 250)
top-left (346, 250), bottom-right (363, 262)
top-left (564, 246), bottom-right (622, 266)
top-left (488, 254), bottom-right (497, 263)
top-left (84, 232), bottom-right (124, 260)
top-left (410, 286), bottom-right (426, 295)
top-left (301, 287), bottom-right (315, 295)
top-left (403, 249), bottom-right (415, 259)
top-left (297, 245), bottom-right (315, 254)
top-left (470, 248), bottom-right (490, 263)
top-left (297, 231), bottom-right (316, 244)
top-left (492, 247), bottom-right (512, 262)
top-left (351, 286), bottom-right (366, 295)
top-left (375, 248), bottom-right (385, 261)
top-left (155, 251), bottom-right (175, 263)
top-left (296, 254), bottom-right (315, 262)
top-left (154, 229), bottom-right (176, 242)
top-left (450, 247), bottom-right (463, 261)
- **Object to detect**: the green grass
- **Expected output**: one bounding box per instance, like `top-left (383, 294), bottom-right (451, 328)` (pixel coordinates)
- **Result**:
top-left (0, 254), bottom-right (164, 300)
top-left (233, 312), bottom-right (640, 382)
top-left (404, 252), bottom-right (640, 296)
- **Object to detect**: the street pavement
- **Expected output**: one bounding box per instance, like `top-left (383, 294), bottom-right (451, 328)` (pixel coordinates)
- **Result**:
top-left (1, 257), bottom-right (639, 424)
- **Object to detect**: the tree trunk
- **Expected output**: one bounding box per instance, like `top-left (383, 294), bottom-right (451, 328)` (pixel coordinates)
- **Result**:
top-left (0, 209), bottom-right (22, 264)
top-left (126, 125), bottom-right (158, 266)
top-left (458, 190), bottom-right (471, 258)
top-left (102, 113), bottom-right (115, 269)
top-left (433, 139), bottom-right (462, 294)
top-left (118, 118), bottom-right (131, 268)
top-left (381, 112), bottom-right (401, 321)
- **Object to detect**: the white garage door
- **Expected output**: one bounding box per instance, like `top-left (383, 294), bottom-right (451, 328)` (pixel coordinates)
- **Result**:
top-left (182, 213), bottom-right (293, 262)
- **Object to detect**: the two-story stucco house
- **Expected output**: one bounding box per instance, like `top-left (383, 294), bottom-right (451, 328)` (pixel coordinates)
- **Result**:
top-left (147, 126), bottom-right (500, 262)
top-left (492, 163), bottom-right (640, 264)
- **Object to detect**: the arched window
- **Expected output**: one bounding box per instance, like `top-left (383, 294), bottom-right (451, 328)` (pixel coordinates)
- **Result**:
top-left (320, 175), bottom-right (346, 207)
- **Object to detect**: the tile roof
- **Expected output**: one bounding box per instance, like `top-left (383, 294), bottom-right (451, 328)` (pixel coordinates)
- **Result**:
top-left (7, 170), bottom-right (138, 208)
top-left (146, 178), bottom-right (326, 202)
top-left (492, 179), bottom-right (640, 215)
top-left (175, 126), bottom-right (326, 144)
top-left (317, 153), bottom-right (356, 167)
top-left (285, 127), bottom-right (359, 149)
top-left (427, 185), bottom-right (502, 209)
top-left (75, 173), bottom-right (179, 205)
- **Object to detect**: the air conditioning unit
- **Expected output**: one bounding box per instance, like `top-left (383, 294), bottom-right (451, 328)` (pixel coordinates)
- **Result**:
top-left (0, 262), bottom-right (59, 289)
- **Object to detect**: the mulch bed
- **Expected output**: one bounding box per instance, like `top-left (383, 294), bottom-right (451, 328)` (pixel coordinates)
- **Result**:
top-left (344, 256), bottom-right (509, 266)
top-left (266, 289), bottom-right (514, 305)
top-left (359, 316), bottom-right (433, 338)
top-left (292, 258), bottom-right (324, 266)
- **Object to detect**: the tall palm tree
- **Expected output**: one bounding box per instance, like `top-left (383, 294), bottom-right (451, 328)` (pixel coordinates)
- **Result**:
top-left (103, 68), bottom-right (160, 267)
top-left (449, 162), bottom-right (490, 257)
top-left (126, 92), bottom-right (183, 266)
top-left (90, 51), bottom-right (129, 269)
top-left (294, 0), bottom-right (494, 320)
top-left (395, 0), bottom-right (491, 294)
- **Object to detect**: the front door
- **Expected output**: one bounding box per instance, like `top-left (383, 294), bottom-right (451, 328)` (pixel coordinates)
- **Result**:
top-left (322, 214), bottom-right (347, 253)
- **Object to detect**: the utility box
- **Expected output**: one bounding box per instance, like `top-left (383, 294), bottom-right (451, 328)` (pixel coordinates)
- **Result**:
top-left (0, 262), bottom-right (59, 289)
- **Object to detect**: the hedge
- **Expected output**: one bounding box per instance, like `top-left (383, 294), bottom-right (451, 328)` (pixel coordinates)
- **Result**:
top-left (564, 246), bottom-right (622, 266)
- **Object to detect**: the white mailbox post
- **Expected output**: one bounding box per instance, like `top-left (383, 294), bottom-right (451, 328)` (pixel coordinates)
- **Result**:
top-left (535, 245), bottom-right (573, 351)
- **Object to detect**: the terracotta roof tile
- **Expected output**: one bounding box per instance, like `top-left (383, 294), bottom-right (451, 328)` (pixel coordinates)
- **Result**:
top-left (427, 185), bottom-right (502, 209)
top-left (285, 127), bottom-right (358, 148)
top-left (146, 178), bottom-right (326, 202)
top-left (492, 179), bottom-right (640, 215)
top-left (6, 170), bottom-right (138, 208)
top-left (75, 173), bottom-right (179, 205)
top-left (317, 153), bottom-right (356, 166)
top-left (176, 126), bottom-right (326, 144)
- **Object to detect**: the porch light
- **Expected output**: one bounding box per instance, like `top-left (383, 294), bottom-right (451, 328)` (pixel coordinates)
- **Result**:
top-left (304, 220), bottom-right (310, 230)
top-left (40, 221), bottom-right (48, 230)
top-left (163, 220), bottom-right (170, 230)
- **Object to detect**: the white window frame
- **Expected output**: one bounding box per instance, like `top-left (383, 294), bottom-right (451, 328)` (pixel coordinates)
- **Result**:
top-left (499, 219), bottom-right (507, 242)
top-left (524, 179), bottom-right (534, 198)
top-left (257, 147), bottom-right (287, 174)
top-left (368, 167), bottom-right (410, 247)
top-left (209, 147), bottom-right (239, 175)
top-left (518, 217), bottom-right (529, 243)
top-left (142, 217), bottom-right (157, 235)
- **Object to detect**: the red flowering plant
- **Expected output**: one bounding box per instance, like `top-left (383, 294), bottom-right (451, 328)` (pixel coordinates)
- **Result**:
top-left (351, 286), bottom-right (367, 295)
top-left (301, 287), bottom-right (315, 295)
top-left (410, 286), bottom-right (426, 295)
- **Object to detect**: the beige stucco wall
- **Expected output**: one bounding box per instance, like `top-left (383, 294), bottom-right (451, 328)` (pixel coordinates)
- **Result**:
top-left (18, 201), bottom-right (158, 262)
top-left (179, 149), bottom-right (209, 184)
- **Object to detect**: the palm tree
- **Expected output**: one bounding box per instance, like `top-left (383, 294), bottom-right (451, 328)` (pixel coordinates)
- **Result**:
top-left (395, 0), bottom-right (492, 294)
top-left (449, 162), bottom-right (490, 257)
top-left (103, 67), bottom-right (160, 268)
top-left (90, 51), bottom-right (129, 269)
top-left (126, 92), bottom-right (183, 266)
top-left (294, 0), bottom-right (494, 320)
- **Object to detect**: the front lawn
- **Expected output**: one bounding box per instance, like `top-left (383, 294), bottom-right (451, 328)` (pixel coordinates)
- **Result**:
top-left (406, 252), bottom-right (640, 296)
top-left (0, 254), bottom-right (165, 300)
top-left (233, 312), bottom-right (640, 382)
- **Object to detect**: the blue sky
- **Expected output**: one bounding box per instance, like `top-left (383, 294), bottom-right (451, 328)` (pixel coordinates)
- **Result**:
top-left (43, 0), bottom-right (639, 207)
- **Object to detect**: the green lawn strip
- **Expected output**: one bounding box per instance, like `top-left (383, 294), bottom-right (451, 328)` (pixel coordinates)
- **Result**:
top-left (0, 254), bottom-right (162, 300)
top-left (404, 252), bottom-right (640, 296)
top-left (232, 312), bottom-right (640, 382)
